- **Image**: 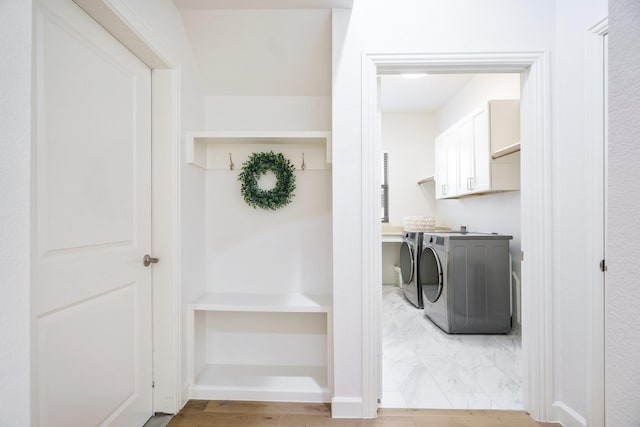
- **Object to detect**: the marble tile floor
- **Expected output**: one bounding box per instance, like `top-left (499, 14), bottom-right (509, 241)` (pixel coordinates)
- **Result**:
top-left (380, 285), bottom-right (522, 411)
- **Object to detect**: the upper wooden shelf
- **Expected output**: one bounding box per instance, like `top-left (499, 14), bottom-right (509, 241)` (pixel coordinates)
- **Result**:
top-left (491, 141), bottom-right (521, 160)
top-left (187, 131), bottom-right (332, 170)
top-left (417, 176), bottom-right (435, 185)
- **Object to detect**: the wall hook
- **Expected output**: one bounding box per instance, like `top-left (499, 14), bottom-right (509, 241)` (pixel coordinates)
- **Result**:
top-left (301, 153), bottom-right (306, 171)
top-left (229, 153), bottom-right (235, 170)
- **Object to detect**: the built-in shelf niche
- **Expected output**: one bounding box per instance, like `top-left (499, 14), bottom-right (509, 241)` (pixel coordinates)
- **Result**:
top-left (186, 130), bottom-right (334, 403)
top-left (187, 131), bottom-right (332, 170)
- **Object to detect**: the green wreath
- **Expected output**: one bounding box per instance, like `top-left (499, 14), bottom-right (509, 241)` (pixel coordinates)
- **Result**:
top-left (238, 151), bottom-right (296, 210)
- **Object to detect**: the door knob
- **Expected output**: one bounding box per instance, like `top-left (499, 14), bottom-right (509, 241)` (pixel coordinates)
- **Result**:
top-left (143, 254), bottom-right (159, 267)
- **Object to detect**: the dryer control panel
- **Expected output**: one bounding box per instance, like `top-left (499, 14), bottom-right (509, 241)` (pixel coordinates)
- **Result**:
top-left (426, 235), bottom-right (445, 246)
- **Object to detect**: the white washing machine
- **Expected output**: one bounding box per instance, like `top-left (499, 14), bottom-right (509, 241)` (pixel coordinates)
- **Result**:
top-left (420, 232), bottom-right (512, 334)
top-left (399, 230), bottom-right (423, 308)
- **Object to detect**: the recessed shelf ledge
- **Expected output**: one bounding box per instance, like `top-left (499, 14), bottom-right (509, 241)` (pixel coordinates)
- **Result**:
top-left (189, 292), bottom-right (332, 313)
top-left (187, 131), bottom-right (332, 170)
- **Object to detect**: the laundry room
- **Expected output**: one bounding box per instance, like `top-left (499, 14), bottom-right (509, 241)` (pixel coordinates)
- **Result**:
top-left (379, 72), bottom-right (524, 409)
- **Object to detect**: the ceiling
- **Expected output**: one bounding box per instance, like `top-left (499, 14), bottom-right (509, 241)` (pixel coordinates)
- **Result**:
top-left (173, 0), bottom-right (353, 9)
top-left (379, 74), bottom-right (474, 113)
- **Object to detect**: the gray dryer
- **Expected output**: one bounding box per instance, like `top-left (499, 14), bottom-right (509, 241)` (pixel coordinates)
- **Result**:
top-left (420, 232), bottom-right (512, 334)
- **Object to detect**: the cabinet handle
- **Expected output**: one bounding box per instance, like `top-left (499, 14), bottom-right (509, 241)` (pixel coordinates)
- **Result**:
top-left (467, 177), bottom-right (473, 190)
top-left (442, 184), bottom-right (447, 195)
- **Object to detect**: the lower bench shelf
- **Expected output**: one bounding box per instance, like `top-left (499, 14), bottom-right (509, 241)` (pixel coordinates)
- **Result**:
top-left (187, 292), bottom-right (333, 403)
top-left (191, 364), bottom-right (331, 402)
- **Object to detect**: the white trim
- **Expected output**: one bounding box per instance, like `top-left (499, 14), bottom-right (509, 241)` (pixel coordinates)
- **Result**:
top-left (360, 54), bottom-right (381, 419)
top-left (72, 0), bottom-right (173, 68)
top-left (519, 51), bottom-right (554, 421)
top-left (553, 401), bottom-right (587, 427)
top-left (151, 69), bottom-right (182, 414)
top-left (72, 0), bottom-right (182, 415)
top-left (585, 17), bottom-right (608, 427)
top-left (372, 52), bottom-right (549, 74)
top-left (330, 397), bottom-right (364, 418)
top-left (361, 52), bottom-right (553, 420)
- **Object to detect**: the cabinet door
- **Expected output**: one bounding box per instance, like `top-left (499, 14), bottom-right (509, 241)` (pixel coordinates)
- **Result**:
top-left (457, 119), bottom-right (474, 196)
top-left (435, 129), bottom-right (458, 199)
top-left (446, 130), bottom-right (459, 197)
top-left (435, 134), bottom-right (448, 199)
top-left (473, 109), bottom-right (491, 192)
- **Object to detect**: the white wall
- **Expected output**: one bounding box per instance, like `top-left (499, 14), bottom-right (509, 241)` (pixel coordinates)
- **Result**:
top-left (205, 169), bottom-right (332, 296)
top-left (552, 0), bottom-right (607, 424)
top-left (380, 113), bottom-right (436, 287)
top-left (381, 113), bottom-right (437, 225)
top-left (607, 0), bottom-right (640, 425)
top-left (180, 9), bottom-right (331, 97)
top-left (205, 96), bottom-right (331, 131)
top-left (0, 0), bottom-right (32, 425)
top-left (332, 0), bottom-right (556, 417)
top-left (436, 74), bottom-right (521, 134)
top-left (434, 73), bottom-right (522, 326)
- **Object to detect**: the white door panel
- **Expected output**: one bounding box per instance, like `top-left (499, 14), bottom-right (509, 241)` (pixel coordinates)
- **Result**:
top-left (38, 285), bottom-right (138, 426)
top-left (35, 0), bottom-right (152, 425)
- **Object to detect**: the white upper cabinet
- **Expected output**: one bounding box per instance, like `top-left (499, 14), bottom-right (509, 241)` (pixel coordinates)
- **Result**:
top-left (435, 100), bottom-right (520, 199)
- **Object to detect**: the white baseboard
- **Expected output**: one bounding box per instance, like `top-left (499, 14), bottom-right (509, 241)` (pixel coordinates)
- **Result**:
top-left (331, 396), bottom-right (364, 418)
top-left (552, 401), bottom-right (586, 427)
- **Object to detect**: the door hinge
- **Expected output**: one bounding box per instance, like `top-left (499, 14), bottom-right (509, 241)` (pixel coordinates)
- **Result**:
top-left (600, 259), bottom-right (607, 272)
top-left (521, 251), bottom-right (524, 261)
top-left (152, 381), bottom-right (155, 389)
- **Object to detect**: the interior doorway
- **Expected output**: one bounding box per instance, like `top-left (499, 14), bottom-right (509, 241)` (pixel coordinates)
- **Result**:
top-left (360, 52), bottom-right (553, 420)
top-left (377, 72), bottom-right (523, 410)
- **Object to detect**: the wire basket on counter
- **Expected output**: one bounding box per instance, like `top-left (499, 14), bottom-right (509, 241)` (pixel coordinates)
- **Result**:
top-left (402, 216), bottom-right (436, 232)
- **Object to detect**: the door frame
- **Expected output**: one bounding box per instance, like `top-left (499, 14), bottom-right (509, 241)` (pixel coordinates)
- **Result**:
top-left (361, 52), bottom-right (553, 419)
top-left (585, 17), bottom-right (608, 427)
top-left (71, 0), bottom-right (182, 415)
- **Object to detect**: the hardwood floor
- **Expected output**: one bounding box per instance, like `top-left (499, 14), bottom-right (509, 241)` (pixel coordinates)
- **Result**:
top-left (167, 400), bottom-right (560, 427)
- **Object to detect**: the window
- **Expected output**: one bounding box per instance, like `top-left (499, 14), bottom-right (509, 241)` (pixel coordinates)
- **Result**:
top-left (381, 151), bottom-right (389, 223)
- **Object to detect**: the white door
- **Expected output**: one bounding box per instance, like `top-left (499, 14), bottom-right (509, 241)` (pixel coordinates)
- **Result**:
top-left (34, 0), bottom-right (153, 425)
top-left (435, 129), bottom-right (458, 199)
top-left (445, 130), bottom-right (459, 197)
top-left (434, 134), bottom-right (447, 199)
